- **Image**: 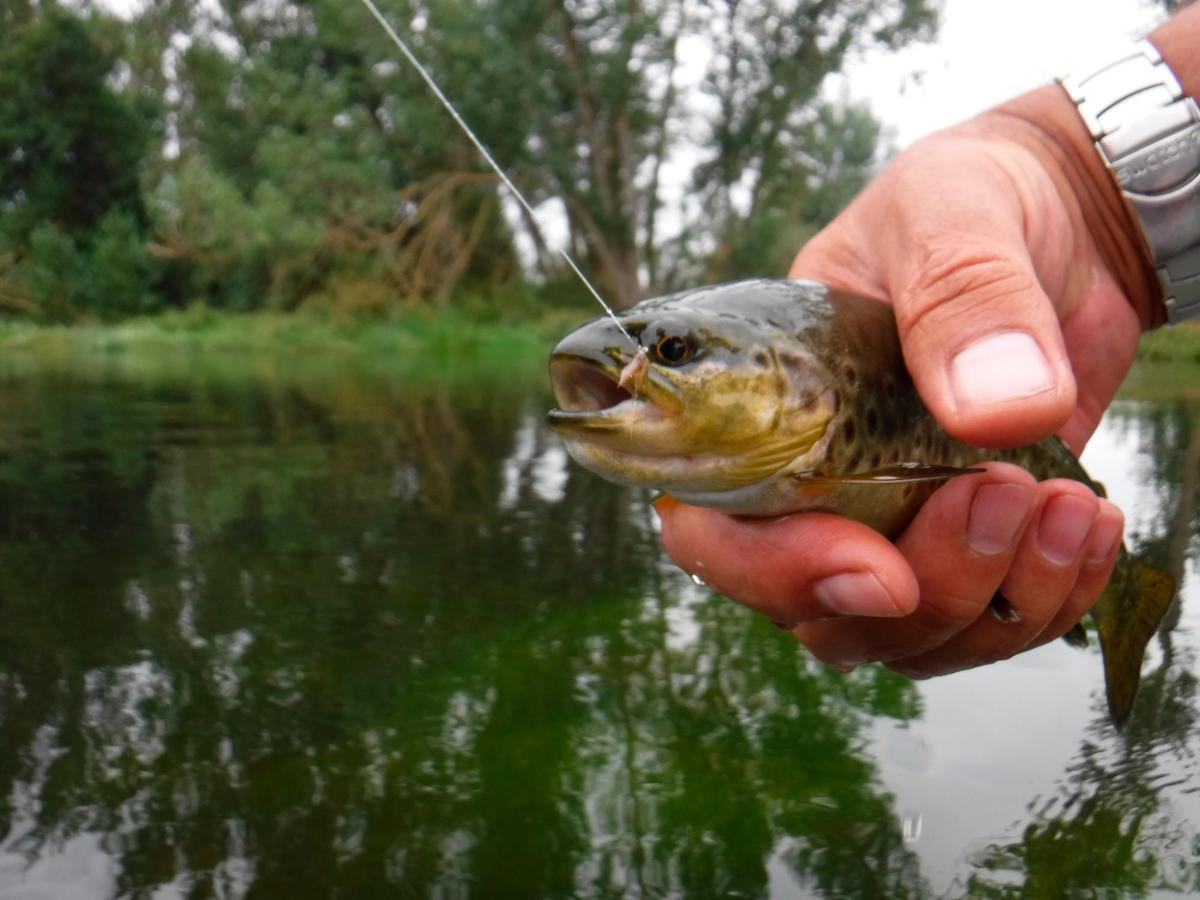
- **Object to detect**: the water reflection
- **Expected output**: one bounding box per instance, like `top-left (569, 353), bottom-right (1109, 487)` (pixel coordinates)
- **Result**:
top-left (0, 351), bottom-right (1196, 898)
top-left (954, 388), bottom-right (1200, 899)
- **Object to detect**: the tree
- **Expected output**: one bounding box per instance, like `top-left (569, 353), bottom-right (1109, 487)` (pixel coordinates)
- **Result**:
top-left (0, 0), bottom-right (936, 317)
top-left (0, 6), bottom-right (151, 245)
top-left (138, 0), bottom-right (524, 310)
top-left (0, 4), bottom-right (159, 318)
top-left (164, 0), bottom-right (930, 309)
top-left (431, 0), bottom-right (937, 306)
top-left (698, 98), bottom-right (888, 284)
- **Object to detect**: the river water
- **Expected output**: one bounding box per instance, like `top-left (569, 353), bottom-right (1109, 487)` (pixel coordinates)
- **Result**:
top-left (0, 346), bottom-right (1198, 899)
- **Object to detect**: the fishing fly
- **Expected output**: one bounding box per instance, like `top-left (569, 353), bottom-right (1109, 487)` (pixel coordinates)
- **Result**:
top-left (356, 0), bottom-right (642, 357)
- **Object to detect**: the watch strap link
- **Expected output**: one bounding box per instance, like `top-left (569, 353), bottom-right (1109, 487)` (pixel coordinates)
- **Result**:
top-left (1059, 41), bottom-right (1200, 323)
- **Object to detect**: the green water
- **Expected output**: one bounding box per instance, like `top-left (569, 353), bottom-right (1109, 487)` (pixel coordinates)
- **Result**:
top-left (1, 348), bottom-right (1199, 899)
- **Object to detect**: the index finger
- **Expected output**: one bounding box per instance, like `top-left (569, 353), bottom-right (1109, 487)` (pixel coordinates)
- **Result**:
top-left (654, 498), bottom-right (920, 625)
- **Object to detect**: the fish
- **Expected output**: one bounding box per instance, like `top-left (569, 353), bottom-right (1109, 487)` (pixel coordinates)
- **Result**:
top-left (546, 278), bottom-right (1175, 726)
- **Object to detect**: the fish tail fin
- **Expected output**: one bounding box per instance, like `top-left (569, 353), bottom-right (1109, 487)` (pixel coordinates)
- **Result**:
top-left (1097, 557), bottom-right (1176, 728)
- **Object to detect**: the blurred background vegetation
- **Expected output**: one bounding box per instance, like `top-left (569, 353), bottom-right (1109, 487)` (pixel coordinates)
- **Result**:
top-left (0, 0), bottom-right (943, 323)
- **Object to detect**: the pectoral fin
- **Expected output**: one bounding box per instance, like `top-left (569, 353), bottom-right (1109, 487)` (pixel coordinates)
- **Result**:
top-left (793, 462), bottom-right (984, 486)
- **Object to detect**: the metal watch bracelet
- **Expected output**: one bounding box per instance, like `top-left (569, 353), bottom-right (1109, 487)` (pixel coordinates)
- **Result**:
top-left (1059, 41), bottom-right (1200, 324)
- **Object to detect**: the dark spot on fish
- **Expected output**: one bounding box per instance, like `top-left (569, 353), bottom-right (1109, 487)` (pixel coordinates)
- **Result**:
top-left (842, 419), bottom-right (856, 444)
top-left (869, 452), bottom-right (881, 468)
top-left (843, 366), bottom-right (859, 386)
top-left (780, 353), bottom-right (808, 375)
top-left (884, 378), bottom-right (897, 400)
top-left (865, 409), bottom-right (879, 436)
top-left (754, 350), bottom-right (770, 367)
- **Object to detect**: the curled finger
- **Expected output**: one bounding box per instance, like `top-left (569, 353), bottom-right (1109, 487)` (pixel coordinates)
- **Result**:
top-left (654, 497), bottom-right (919, 626)
top-left (889, 478), bottom-right (1103, 678)
top-left (792, 463), bottom-right (1038, 670)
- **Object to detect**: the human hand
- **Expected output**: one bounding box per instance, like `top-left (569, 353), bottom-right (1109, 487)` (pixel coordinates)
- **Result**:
top-left (655, 82), bottom-right (1158, 677)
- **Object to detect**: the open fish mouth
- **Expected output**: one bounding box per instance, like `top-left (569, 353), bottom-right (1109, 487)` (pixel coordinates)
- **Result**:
top-left (550, 356), bottom-right (634, 413)
top-left (546, 352), bottom-right (681, 435)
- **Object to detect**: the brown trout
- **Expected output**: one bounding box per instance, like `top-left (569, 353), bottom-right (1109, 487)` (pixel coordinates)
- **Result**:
top-left (546, 279), bottom-right (1175, 726)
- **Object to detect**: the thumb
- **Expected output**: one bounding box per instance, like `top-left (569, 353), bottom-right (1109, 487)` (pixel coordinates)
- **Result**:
top-left (792, 134), bottom-right (1080, 448)
top-left (870, 142), bottom-right (1078, 448)
top-left (893, 239), bottom-right (1076, 448)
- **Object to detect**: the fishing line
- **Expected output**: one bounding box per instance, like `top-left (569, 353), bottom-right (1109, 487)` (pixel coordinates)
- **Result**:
top-left (356, 0), bottom-right (638, 348)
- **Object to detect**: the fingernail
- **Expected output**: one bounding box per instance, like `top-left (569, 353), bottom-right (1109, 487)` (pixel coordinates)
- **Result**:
top-left (1038, 494), bottom-right (1096, 566)
top-left (1086, 515), bottom-right (1123, 564)
top-left (829, 661), bottom-right (859, 675)
top-left (967, 483), bottom-right (1035, 555)
top-left (950, 332), bottom-right (1054, 410)
top-left (814, 571), bottom-right (902, 617)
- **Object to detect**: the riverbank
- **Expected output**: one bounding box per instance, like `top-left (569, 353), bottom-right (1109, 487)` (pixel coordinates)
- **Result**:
top-left (0, 306), bottom-right (578, 355)
top-left (1, 308), bottom-right (1198, 372)
top-left (1134, 322), bottom-right (1200, 364)
top-left (0, 306), bottom-right (588, 379)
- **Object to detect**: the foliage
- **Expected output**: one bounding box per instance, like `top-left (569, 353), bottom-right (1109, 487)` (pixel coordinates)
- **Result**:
top-left (0, 0), bottom-right (939, 320)
top-left (92, 209), bottom-right (164, 318)
top-left (702, 99), bottom-right (888, 282)
top-left (427, 0), bottom-right (938, 304)
top-left (0, 302), bottom-right (570, 370)
top-left (15, 225), bottom-right (87, 320)
top-left (1136, 322), bottom-right (1200, 364)
top-left (0, 4), bottom-right (157, 319)
top-left (0, 6), bottom-right (150, 243)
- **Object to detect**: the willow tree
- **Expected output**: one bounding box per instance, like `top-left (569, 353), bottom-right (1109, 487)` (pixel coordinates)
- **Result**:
top-left (417, 0), bottom-right (940, 306)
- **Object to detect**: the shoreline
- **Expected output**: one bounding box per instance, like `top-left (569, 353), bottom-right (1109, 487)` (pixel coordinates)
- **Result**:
top-left (0, 309), bottom-right (1197, 384)
top-left (0, 307), bottom-right (572, 358)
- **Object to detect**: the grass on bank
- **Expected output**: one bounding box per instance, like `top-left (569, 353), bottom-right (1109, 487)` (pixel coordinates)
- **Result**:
top-left (0, 303), bottom-right (590, 367)
top-left (1135, 322), bottom-right (1200, 364)
top-left (2, 304), bottom-right (1198, 370)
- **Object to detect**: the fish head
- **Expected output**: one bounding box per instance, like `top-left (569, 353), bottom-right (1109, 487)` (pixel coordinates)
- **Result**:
top-left (546, 286), bottom-right (838, 498)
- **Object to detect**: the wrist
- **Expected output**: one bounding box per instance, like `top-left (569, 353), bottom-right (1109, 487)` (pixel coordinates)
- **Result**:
top-left (1153, 4), bottom-right (1200, 103)
top-left (976, 85), bottom-right (1165, 329)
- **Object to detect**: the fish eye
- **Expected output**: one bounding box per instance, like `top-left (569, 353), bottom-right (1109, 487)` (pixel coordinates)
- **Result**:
top-left (654, 334), bottom-right (692, 366)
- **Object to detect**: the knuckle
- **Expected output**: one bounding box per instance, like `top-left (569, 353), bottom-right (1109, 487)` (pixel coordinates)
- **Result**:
top-left (908, 589), bottom-right (990, 638)
top-left (1038, 477), bottom-right (1101, 502)
top-left (898, 245), bottom-right (1041, 348)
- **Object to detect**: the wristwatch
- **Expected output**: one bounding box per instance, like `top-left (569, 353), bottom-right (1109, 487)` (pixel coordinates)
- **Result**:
top-left (1059, 41), bottom-right (1200, 324)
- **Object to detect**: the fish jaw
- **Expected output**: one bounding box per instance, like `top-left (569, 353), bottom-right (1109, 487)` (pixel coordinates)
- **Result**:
top-left (546, 351), bottom-right (684, 453)
top-left (545, 349), bottom-right (706, 490)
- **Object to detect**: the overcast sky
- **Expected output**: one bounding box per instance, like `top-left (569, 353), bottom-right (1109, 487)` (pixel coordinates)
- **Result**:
top-left (843, 0), bottom-right (1168, 148)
